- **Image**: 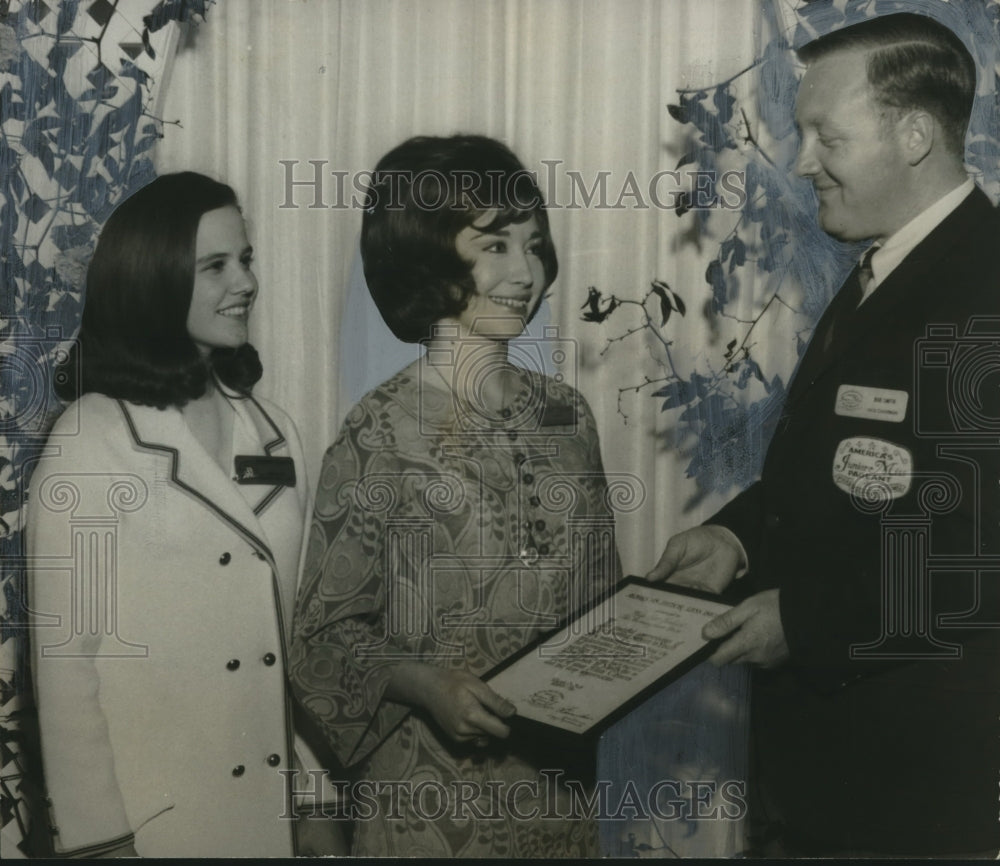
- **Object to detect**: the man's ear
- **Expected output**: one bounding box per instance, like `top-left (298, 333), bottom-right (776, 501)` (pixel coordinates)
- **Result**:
top-left (900, 110), bottom-right (935, 165)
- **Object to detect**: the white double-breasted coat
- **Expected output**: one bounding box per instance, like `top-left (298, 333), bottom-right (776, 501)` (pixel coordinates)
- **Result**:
top-left (28, 389), bottom-right (308, 857)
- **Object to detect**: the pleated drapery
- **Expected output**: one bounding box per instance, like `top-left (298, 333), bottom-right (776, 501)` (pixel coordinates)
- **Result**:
top-left (155, 0), bottom-right (787, 570)
top-left (155, 3), bottom-right (778, 856)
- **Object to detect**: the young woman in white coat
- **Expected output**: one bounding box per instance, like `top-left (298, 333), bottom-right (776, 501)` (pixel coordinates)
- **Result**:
top-left (27, 172), bottom-right (341, 857)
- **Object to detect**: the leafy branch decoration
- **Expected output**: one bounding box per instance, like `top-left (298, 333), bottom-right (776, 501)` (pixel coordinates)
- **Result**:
top-left (0, 0), bottom-right (213, 855)
top-left (582, 0), bottom-right (1000, 510)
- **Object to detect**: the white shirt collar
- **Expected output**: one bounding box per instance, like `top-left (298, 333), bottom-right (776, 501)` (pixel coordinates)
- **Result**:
top-left (860, 178), bottom-right (975, 302)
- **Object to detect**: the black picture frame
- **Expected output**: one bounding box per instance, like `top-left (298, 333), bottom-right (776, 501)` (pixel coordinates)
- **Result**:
top-left (485, 576), bottom-right (736, 749)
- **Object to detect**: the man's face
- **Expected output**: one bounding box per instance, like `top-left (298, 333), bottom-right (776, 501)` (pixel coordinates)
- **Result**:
top-left (794, 49), bottom-right (911, 243)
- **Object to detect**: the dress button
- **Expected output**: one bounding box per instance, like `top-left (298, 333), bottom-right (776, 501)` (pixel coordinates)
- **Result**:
top-left (529, 496), bottom-right (540, 507)
top-left (219, 552), bottom-right (231, 565)
top-left (263, 652), bottom-right (276, 666)
top-left (226, 658), bottom-right (240, 671)
top-left (534, 519), bottom-right (546, 531)
top-left (523, 473), bottom-right (534, 484)
top-left (765, 513), bottom-right (781, 529)
top-left (266, 753), bottom-right (281, 767)
top-left (232, 765), bottom-right (245, 777)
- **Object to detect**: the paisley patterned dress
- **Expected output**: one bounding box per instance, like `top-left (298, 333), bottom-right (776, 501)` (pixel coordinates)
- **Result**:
top-left (290, 360), bottom-right (622, 857)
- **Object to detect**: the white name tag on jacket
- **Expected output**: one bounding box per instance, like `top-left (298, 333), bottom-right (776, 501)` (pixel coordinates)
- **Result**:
top-left (832, 437), bottom-right (913, 499)
top-left (834, 385), bottom-right (908, 422)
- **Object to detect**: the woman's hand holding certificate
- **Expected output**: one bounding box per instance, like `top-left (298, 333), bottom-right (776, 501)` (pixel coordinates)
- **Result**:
top-left (387, 662), bottom-right (517, 745)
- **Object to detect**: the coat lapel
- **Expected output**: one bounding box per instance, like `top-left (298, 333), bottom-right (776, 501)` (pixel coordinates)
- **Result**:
top-left (225, 390), bottom-right (294, 519)
top-left (117, 399), bottom-right (276, 563)
top-left (783, 187), bottom-right (994, 411)
top-left (785, 265), bottom-right (864, 406)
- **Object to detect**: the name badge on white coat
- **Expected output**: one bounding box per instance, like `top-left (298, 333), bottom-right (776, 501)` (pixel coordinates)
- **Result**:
top-left (832, 437), bottom-right (913, 500)
top-left (834, 385), bottom-right (908, 422)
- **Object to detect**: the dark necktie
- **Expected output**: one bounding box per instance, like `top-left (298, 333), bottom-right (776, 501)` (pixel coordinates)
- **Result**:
top-left (822, 245), bottom-right (878, 353)
top-left (857, 244), bottom-right (878, 301)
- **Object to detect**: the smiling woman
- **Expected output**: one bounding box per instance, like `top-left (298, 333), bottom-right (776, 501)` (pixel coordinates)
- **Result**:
top-left (451, 215), bottom-right (547, 341)
top-left (186, 206), bottom-right (258, 356)
top-left (26, 173), bottom-right (341, 857)
top-left (289, 135), bottom-right (623, 858)
top-left (56, 173), bottom-right (263, 410)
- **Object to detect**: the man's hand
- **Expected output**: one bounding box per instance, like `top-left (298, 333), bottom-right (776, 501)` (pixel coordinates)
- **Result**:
top-left (703, 589), bottom-right (789, 668)
top-left (387, 663), bottom-right (516, 746)
top-left (645, 525), bottom-right (746, 594)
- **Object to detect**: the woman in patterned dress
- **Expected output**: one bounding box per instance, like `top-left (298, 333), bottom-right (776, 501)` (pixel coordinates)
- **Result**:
top-left (290, 135), bottom-right (621, 857)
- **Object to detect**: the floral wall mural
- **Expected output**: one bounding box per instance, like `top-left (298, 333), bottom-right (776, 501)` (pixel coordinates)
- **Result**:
top-left (0, 0), bottom-right (209, 855)
top-left (583, 0), bottom-right (1000, 513)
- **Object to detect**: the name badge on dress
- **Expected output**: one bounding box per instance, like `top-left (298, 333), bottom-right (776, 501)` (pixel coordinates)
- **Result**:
top-left (834, 385), bottom-right (908, 422)
top-left (539, 405), bottom-right (577, 427)
top-left (234, 455), bottom-right (297, 486)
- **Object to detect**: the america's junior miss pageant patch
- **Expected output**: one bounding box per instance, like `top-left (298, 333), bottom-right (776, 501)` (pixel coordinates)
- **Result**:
top-left (832, 437), bottom-right (913, 499)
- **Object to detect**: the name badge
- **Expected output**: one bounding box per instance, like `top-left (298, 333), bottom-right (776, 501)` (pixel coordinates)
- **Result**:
top-left (834, 385), bottom-right (908, 422)
top-left (539, 404), bottom-right (577, 427)
top-left (832, 437), bottom-right (912, 500)
top-left (234, 455), bottom-right (296, 486)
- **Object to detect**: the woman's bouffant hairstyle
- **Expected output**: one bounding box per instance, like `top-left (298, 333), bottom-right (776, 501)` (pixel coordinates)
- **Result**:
top-left (56, 172), bottom-right (262, 409)
top-left (360, 135), bottom-right (558, 343)
top-left (797, 13), bottom-right (976, 157)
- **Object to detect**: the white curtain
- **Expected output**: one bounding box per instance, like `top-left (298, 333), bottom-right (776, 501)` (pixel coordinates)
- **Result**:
top-left (156, 3), bottom-right (773, 855)
top-left (155, 0), bottom-right (780, 573)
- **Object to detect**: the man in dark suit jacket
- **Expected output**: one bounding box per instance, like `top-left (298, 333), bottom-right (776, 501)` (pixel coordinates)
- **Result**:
top-left (648, 13), bottom-right (1000, 857)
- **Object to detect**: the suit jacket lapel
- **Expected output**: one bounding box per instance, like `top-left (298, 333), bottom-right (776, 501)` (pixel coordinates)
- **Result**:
top-left (785, 265), bottom-right (863, 406)
top-left (226, 391), bottom-right (292, 520)
top-left (117, 400), bottom-right (275, 562)
top-left (783, 187), bottom-right (994, 412)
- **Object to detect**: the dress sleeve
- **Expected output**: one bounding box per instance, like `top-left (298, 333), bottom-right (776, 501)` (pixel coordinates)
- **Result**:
top-left (288, 404), bottom-right (411, 768)
top-left (27, 409), bottom-right (135, 856)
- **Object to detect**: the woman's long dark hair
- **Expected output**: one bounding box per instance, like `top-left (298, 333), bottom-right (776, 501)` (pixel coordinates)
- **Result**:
top-left (56, 172), bottom-right (262, 409)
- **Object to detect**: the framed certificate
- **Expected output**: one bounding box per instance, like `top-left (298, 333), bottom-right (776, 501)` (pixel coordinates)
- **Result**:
top-left (485, 577), bottom-right (734, 740)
